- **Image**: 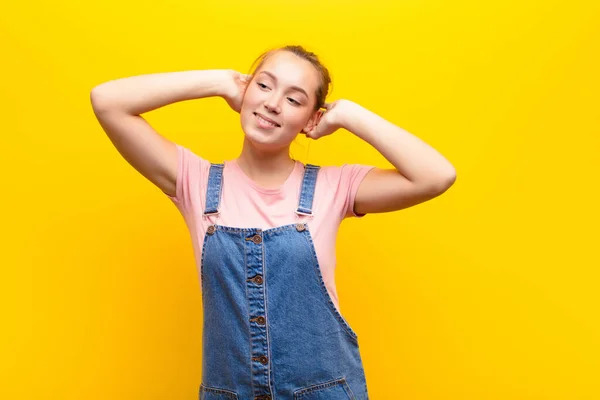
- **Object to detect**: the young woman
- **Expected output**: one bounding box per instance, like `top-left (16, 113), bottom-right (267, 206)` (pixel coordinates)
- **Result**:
top-left (91, 45), bottom-right (456, 400)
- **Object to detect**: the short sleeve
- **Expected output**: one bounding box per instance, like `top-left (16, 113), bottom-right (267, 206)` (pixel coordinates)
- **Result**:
top-left (343, 164), bottom-right (376, 218)
top-left (165, 144), bottom-right (211, 215)
top-left (322, 164), bottom-right (376, 219)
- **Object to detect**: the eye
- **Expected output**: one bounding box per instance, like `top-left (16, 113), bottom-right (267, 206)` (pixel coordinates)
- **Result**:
top-left (257, 82), bottom-right (269, 89)
top-left (287, 98), bottom-right (301, 105)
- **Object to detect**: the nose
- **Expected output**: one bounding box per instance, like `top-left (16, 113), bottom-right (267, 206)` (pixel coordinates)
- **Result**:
top-left (263, 94), bottom-right (282, 114)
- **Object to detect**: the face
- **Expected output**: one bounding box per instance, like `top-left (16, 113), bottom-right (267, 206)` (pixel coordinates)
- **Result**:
top-left (240, 51), bottom-right (322, 151)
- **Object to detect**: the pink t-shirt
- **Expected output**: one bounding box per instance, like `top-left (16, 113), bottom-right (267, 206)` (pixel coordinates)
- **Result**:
top-left (166, 144), bottom-right (375, 313)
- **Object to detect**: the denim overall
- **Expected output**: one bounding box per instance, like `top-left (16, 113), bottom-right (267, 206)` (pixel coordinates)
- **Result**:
top-left (198, 163), bottom-right (369, 400)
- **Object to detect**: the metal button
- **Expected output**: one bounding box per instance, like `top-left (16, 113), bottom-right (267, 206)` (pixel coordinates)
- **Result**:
top-left (296, 223), bottom-right (306, 232)
top-left (207, 225), bottom-right (216, 235)
top-left (250, 315), bottom-right (266, 324)
top-left (252, 355), bottom-right (268, 365)
top-left (253, 275), bottom-right (263, 285)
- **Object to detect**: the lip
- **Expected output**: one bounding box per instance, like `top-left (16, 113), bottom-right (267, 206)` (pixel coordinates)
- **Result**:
top-left (254, 112), bottom-right (281, 127)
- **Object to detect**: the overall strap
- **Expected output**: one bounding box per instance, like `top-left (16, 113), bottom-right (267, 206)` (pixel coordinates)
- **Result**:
top-left (296, 164), bottom-right (320, 216)
top-left (204, 163), bottom-right (224, 216)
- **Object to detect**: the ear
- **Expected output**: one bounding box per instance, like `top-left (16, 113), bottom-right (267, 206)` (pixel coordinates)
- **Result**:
top-left (302, 110), bottom-right (321, 133)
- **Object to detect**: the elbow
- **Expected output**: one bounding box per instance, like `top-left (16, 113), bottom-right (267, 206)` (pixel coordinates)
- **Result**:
top-left (90, 87), bottom-right (109, 113)
top-left (90, 84), bottom-right (120, 114)
top-left (435, 170), bottom-right (457, 193)
top-left (423, 169), bottom-right (456, 195)
top-left (444, 168), bottom-right (457, 186)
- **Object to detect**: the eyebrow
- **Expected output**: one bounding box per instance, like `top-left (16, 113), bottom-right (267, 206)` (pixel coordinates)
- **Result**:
top-left (258, 71), bottom-right (309, 99)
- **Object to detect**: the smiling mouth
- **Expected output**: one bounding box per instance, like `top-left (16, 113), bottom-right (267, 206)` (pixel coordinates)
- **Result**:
top-left (254, 112), bottom-right (281, 127)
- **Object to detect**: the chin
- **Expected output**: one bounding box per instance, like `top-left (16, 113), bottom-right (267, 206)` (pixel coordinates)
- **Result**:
top-left (244, 128), bottom-right (281, 150)
top-left (241, 127), bottom-right (294, 154)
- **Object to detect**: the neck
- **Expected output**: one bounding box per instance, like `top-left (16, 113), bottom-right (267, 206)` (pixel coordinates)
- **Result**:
top-left (235, 137), bottom-right (297, 187)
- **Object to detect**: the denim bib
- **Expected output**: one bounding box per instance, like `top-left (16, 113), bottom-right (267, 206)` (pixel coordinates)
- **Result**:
top-left (199, 163), bottom-right (369, 400)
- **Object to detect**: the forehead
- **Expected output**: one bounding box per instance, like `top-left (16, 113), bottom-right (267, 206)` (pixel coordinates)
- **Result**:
top-left (257, 51), bottom-right (320, 90)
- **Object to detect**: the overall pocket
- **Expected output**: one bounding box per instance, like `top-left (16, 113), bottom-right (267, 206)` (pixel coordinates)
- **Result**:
top-left (293, 377), bottom-right (355, 399)
top-left (199, 383), bottom-right (238, 400)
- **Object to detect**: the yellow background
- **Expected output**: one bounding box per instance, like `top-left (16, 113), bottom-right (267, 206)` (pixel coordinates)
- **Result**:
top-left (1, 0), bottom-right (599, 399)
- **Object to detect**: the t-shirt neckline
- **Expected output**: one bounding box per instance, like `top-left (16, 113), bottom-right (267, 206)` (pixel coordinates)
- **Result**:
top-left (226, 159), bottom-right (304, 194)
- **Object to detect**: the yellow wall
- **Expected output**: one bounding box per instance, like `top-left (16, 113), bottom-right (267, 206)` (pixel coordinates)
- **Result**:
top-left (2, 0), bottom-right (599, 399)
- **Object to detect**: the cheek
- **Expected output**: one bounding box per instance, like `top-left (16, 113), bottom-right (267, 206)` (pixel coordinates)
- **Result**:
top-left (285, 109), bottom-right (312, 127)
top-left (241, 87), bottom-right (258, 108)
top-left (244, 83), bottom-right (264, 103)
top-left (240, 93), bottom-right (260, 121)
top-left (277, 113), bottom-right (308, 137)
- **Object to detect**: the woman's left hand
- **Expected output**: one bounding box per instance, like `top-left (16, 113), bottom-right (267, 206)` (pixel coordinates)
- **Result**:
top-left (303, 99), bottom-right (355, 140)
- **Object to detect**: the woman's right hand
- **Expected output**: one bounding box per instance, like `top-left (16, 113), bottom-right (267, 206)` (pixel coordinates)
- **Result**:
top-left (221, 70), bottom-right (252, 113)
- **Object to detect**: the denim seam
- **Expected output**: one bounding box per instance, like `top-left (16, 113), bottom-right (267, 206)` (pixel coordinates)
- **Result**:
top-left (293, 376), bottom-right (347, 397)
top-left (200, 383), bottom-right (238, 399)
top-left (199, 229), bottom-right (211, 291)
top-left (243, 230), bottom-right (255, 395)
top-left (342, 377), bottom-right (357, 399)
top-left (262, 237), bottom-right (275, 398)
top-left (210, 223), bottom-right (299, 235)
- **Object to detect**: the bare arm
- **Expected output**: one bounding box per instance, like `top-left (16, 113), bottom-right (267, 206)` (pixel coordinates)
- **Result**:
top-left (304, 100), bottom-right (456, 214)
top-left (344, 101), bottom-right (456, 214)
top-left (90, 69), bottom-right (238, 197)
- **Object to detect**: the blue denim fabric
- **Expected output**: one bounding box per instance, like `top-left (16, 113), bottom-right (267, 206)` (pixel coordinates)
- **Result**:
top-left (199, 163), bottom-right (369, 400)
